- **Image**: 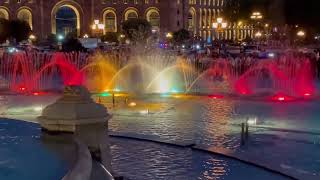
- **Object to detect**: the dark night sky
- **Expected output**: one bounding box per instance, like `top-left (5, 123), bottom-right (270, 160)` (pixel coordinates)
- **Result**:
top-left (239, 0), bottom-right (320, 30)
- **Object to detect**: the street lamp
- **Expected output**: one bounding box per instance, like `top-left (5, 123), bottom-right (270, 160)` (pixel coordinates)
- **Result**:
top-left (83, 34), bottom-right (89, 38)
top-left (92, 19), bottom-right (104, 37)
top-left (212, 17), bottom-right (227, 40)
top-left (57, 34), bottom-right (64, 41)
top-left (255, 31), bottom-right (262, 38)
top-left (212, 17), bottom-right (227, 54)
top-left (297, 30), bottom-right (306, 37)
top-left (166, 32), bottom-right (173, 39)
top-left (250, 12), bottom-right (263, 20)
top-left (29, 34), bottom-right (36, 41)
top-left (57, 34), bottom-right (64, 50)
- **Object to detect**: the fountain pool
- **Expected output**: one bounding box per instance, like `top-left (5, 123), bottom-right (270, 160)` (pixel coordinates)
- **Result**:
top-left (1, 93), bottom-right (320, 179)
top-left (0, 119), bottom-right (68, 180)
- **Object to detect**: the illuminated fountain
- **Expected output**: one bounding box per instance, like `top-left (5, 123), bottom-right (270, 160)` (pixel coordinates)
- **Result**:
top-left (0, 51), bottom-right (318, 100)
top-left (234, 56), bottom-right (316, 98)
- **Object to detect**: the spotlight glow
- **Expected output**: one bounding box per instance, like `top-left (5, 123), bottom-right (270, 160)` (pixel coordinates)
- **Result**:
top-left (34, 106), bottom-right (43, 112)
top-left (247, 117), bottom-right (257, 125)
top-left (128, 102), bottom-right (137, 107)
top-left (139, 110), bottom-right (149, 114)
top-left (304, 93), bottom-right (311, 97)
top-left (159, 78), bottom-right (170, 93)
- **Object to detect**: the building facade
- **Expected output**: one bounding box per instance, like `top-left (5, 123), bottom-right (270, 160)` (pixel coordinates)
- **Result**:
top-left (0, 0), bottom-right (252, 41)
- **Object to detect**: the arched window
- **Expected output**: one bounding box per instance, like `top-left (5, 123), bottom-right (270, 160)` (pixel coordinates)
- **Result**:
top-left (188, 8), bottom-right (196, 34)
top-left (104, 11), bottom-right (116, 32)
top-left (17, 8), bottom-right (32, 29)
top-left (125, 8), bottom-right (139, 21)
top-left (127, 12), bottom-right (138, 20)
top-left (51, 2), bottom-right (81, 36)
top-left (0, 8), bottom-right (9, 20)
top-left (55, 6), bottom-right (77, 36)
top-left (146, 9), bottom-right (160, 28)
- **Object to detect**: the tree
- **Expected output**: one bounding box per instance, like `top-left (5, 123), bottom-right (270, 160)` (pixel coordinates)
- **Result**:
top-left (100, 32), bottom-right (119, 43)
top-left (122, 18), bottom-right (152, 43)
top-left (0, 18), bottom-right (10, 44)
top-left (10, 19), bottom-right (32, 43)
top-left (173, 29), bottom-right (191, 44)
top-left (62, 32), bottom-right (86, 52)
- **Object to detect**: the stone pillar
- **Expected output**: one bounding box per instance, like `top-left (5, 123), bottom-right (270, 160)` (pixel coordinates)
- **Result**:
top-left (38, 85), bottom-right (112, 172)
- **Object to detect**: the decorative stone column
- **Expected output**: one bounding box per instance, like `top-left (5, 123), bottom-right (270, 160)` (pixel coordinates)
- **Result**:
top-left (38, 85), bottom-right (112, 172)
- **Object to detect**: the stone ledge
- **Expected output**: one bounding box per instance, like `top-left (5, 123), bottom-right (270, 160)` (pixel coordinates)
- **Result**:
top-left (38, 115), bottom-right (112, 125)
top-left (62, 138), bottom-right (93, 180)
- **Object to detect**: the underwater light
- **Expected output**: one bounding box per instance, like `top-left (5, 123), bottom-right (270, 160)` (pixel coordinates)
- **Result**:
top-left (304, 93), bottom-right (311, 97)
top-left (208, 95), bottom-right (224, 99)
top-left (101, 92), bottom-right (111, 97)
top-left (170, 89), bottom-right (179, 93)
top-left (271, 93), bottom-right (293, 102)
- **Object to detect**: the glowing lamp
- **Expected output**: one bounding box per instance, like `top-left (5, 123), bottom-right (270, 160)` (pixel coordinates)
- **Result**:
top-left (297, 30), bottom-right (305, 37)
top-left (29, 34), bottom-right (36, 40)
top-left (255, 32), bottom-right (262, 38)
top-left (128, 102), bottom-right (137, 107)
top-left (98, 24), bottom-right (104, 30)
top-left (268, 53), bottom-right (275, 58)
top-left (212, 23), bottom-right (218, 28)
top-left (221, 22), bottom-right (228, 28)
top-left (33, 92), bottom-right (39, 96)
top-left (166, 32), bottom-right (173, 38)
top-left (57, 34), bottom-right (64, 41)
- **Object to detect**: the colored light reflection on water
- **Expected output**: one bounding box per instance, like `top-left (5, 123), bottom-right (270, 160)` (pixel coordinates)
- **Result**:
top-left (128, 102), bottom-right (137, 107)
top-left (208, 95), bottom-right (224, 99)
top-left (271, 93), bottom-right (294, 102)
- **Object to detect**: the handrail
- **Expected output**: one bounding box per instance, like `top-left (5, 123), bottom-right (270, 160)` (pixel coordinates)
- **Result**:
top-left (93, 161), bottom-right (114, 180)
